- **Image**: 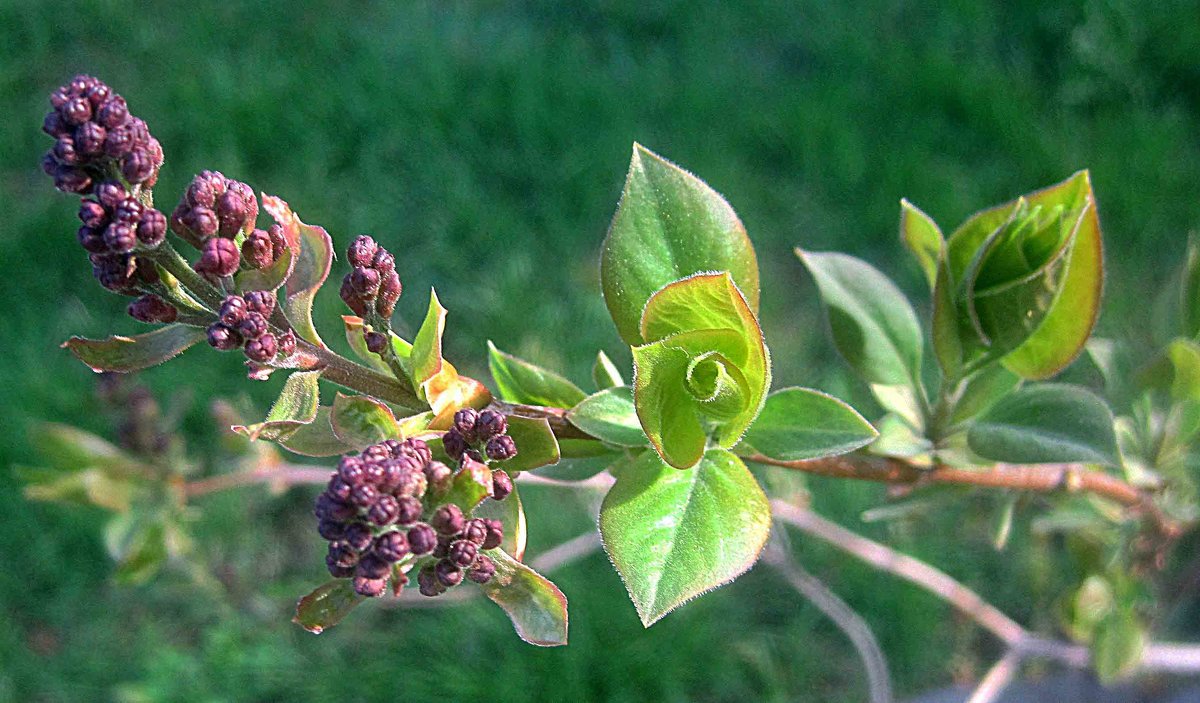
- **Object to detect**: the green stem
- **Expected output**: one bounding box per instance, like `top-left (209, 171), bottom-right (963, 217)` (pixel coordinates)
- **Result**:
top-left (364, 312), bottom-right (414, 387)
top-left (298, 338), bottom-right (424, 410)
top-left (147, 240), bottom-right (226, 311)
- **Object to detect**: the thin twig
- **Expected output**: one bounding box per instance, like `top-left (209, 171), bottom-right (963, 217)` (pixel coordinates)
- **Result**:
top-left (184, 464), bottom-right (329, 498)
top-left (965, 650), bottom-right (1021, 703)
top-left (763, 542), bottom-right (893, 703)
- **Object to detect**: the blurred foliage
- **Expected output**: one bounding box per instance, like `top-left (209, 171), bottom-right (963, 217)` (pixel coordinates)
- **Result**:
top-left (4, 0), bottom-right (1200, 700)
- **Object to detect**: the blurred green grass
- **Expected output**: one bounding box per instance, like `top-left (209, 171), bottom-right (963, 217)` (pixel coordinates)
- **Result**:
top-left (2, 1), bottom-right (1199, 700)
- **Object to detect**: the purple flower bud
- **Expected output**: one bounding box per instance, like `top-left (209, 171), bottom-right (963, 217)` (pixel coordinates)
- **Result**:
top-left (54, 165), bottom-right (92, 194)
top-left (244, 290), bottom-right (276, 317)
top-left (62, 96), bottom-right (92, 125)
top-left (52, 137), bottom-right (78, 165)
top-left (277, 330), bottom-right (297, 358)
top-left (97, 97), bottom-right (128, 128)
top-left (328, 542), bottom-right (360, 569)
top-left (342, 522), bottom-right (374, 552)
top-left (417, 565), bottom-right (444, 597)
top-left (40, 152), bottom-right (58, 176)
top-left (356, 553), bottom-right (390, 580)
top-left (42, 111), bottom-right (68, 137)
top-left (244, 333), bottom-right (277, 363)
top-left (350, 483), bottom-right (379, 509)
top-left (49, 86), bottom-right (70, 109)
top-left (114, 197), bottom-right (143, 224)
top-left (77, 226), bottom-right (107, 253)
top-left (378, 271), bottom-right (402, 318)
top-left (315, 493), bottom-right (356, 522)
top-left (424, 460), bottom-right (452, 490)
top-left (435, 559), bottom-right (463, 587)
top-left (353, 576), bottom-right (388, 597)
top-left (349, 266), bottom-right (380, 298)
top-left (317, 518), bottom-right (347, 541)
top-left (325, 554), bottom-right (355, 579)
top-left (468, 555), bottom-right (497, 584)
top-left (103, 127), bottom-right (133, 158)
top-left (186, 178), bottom-right (215, 207)
top-left (486, 435), bottom-right (518, 463)
top-left (326, 476), bottom-right (353, 502)
top-left (184, 206), bottom-right (219, 239)
top-left (447, 539), bottom-right (478, 569)
top-left (122, 150), bottom-right (155, 183)
top-left (216, 187), bottom-right (251, 237)
top-left (362, 460), bottom-right (386, 486)
top-left (339, 278), bottom-right (367, 317)
top-left (338, 457), bottom-right (366, 484)
top-left (372, 248), bottom-right (395, 274)
top-left (395, 496), bottom-right (423, 526)
top-left (442, 428), bottom-right (467, 462)
top-left (401, 438), bottom-right (433, 466)
top-left (218, 296), bottom-right (247, 326)
top-left (85, 82), bottom-right (110, 108)
top-left (367, 494), bottom-right (400, 527)
top-left (206, 323), bottom-right (242, 351)
top-left (407, 523), bottom-right (438, 556)
top-left (476, 410), bottom-right (508, 440)
top-left (127, 295), bottom-right (177, 324)
top-left (482, 519), bottom-right (504, 550)
top-left (92, 253), bottom-right (137, 292)
top-left (241, 229), bottom-right (275, 269)
top-left (347, 235), bottom-right (378, 267)
top-left (453, 408), bottom-right (479, 439)
top-left (195, 237), bottom-right (240, 277)
top-left (74, 122), bottom-right (106, 155)
top-left (103, 222), bottom-right (136, 253)
top-left (491, 469), bottom-right (514, 501)
top-left (364, 331), bottom-right (387, 354)
top-left (94, 181), bottom-right (126, 208)
top-left (461, 519), bottom-right (488, 547)
top-left (136, 208), bottom-right (167, 246)
top-left (78, 200), bottom-right (107, 228)
top-left (431, 504), bottom-right (465, 536)
top-left (236, 311), bottom-right (268, 340)
top-left (374, 531), bottom-right (409, 562)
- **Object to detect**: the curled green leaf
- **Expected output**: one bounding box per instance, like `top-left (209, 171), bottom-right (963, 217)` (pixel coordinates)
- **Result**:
top-left (232, 369), bottom-right (323, 441)
top-left (293, 579), bottom-right (365, 634)
top-left (330, 393), bottom-right (401, 449)
top-left (63, 324), bottom-right (207, 373)
top-left (478, 549), bottom-right (569, 646)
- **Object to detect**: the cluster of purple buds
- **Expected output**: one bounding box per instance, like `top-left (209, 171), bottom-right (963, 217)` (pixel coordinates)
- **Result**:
top-left (442, 408), bottom-right (517, 499)
top-left (313, 437), bottom-right (502, 598)
top-left (41, 75), bottom-right (164, 194)
top-left (205, 291), bottom-right (296, 363)
top-left (339, 235), bottom-right (402, 321)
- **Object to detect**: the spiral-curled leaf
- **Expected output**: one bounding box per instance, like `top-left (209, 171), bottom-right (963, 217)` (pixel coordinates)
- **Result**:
top-left (632, 273), bottom-right (770, 469)
top-left (601, 144), bottom-right (759, 346)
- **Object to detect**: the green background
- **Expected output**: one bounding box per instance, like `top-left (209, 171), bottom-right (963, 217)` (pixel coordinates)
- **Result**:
top-left (3, 1), bottom-right (1199, 700)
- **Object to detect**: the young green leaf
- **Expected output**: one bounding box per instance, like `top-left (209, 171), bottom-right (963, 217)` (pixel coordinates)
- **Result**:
top-left (31, 423), bottom-right (140, 474)
top-left (967, 384), bottom-right (1119, 465)
top-left (478, 549), bottom-right (569, 646)
top-left (737, 387), bottom-right (877, 461)
top-left (797, 250), bottom-right (923, 387)
top-left (1093, 609), bottom-right (1147, 684)
top-left (1167, 338), bottom-right (1200, 403)
top-left (277, 407), bottom-right (356, 457)
top-left (410, 288), bottom-right (448, 391)
top-left (19, 466), bottom-right (134, 511)
top-left (283, 219), bottom-right (334, 348)
top-left (601, 144), bottom-right (759, 346)
top-left (473, 484), bottom-right (527, 560)
top-left (949, 365), bottom-right (1021, 426)
top-left (497, 415), bottom-right (561, 472)
top-left (106, 515), bottom-right (169, 585)
top-left (63, 324), bottom-right (207, 373)
top-left (232, 369), bottom-right (323, 441)
top-left (293, 579), bottom-right (365, 634)
top-left (441, 457), bottom-right (493, 512)
top-left (593, 350), bottom-right (625, 390)
top-left (599, 449), bottom-right (771, 626)
top-left (633, 273), bottom-right (770, 468)
top-left (330, 393), bottom-right (401, 449)
top-left (487, 341), bottom-right (587, 407)
top-left (899, 198), bottom-right (944, 290)
top-left (566, 386), bottom-right (647, 447)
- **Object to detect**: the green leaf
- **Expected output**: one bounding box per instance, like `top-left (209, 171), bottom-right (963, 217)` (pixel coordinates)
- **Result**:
top-left (478, 549), bottom-right (569, 646)
top-left (497, 415), bottom-right (561, 472)
top-left (293, 580), bottom-right (365, 634)
top-left (473, 484), bottom-right (527, 560)
top-left (236, 242), bottom-right (295, 294)
top-left (599, 448), bottom-right (771, 626)
top-left (633, 273), bottom-right (770, 468)
top-left (737, 387), bottom-right (877, 461)
top-left (63, 324), bottom-right (206, 373)
top-left (487, 341), bottom-right (587, 407)
top-left (277, 407), bottom-right (356, 457)
top-left (283, 218), bottom-right (334, 348)
top-left (870, 383), bottom-right (924, 430)
top-left (1183, 234), bottom-right (1200, 338)
top-left (110, 518), bottom-right (168, 585)
top-left (967, 384), bottom-right (1119, 465)
top-left (232, 369), bottom-right (323, 441)
top-left (330, 393), bottom-right (400, 449)
top-left (1167, 338), bottom-right (1200, 403)
top-left (31, 423), bottom-right (138, 473)
top-left (440, 457), bottom-right (493, 512)
top-left (593, 350), bottom-right (625, 390)
top-left (566, 386), bottom-right (647, 447)
top-left (20, 466), bottom-right (134, 511)
top-left (899, 198), bottom-right (944, 290)
top-left (949, 366), bottom-right (1022, 426)
top-left (1093, 609), bottom-right (1146, 684)
top-left (601, 144), bottom-right (759, 346)
top-left (797, 250), bottom-right (923, 387)
top-left (410, 288), bottom-right (447, 392)
top-left (341, 316), bottom-right (392, 375)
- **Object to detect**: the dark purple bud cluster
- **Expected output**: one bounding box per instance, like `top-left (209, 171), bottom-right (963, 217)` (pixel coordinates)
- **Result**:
top-left (170, 171), bottom-right (260, 250)
top-left (205, 292), bottom-right (296, 363)
top-left (127, 294), bottom-right (178, 324)
top-left (339, 235), bottom-right (402, 320)
top-left (314, 437), bottom-right (504, 598)
top-left (41, 75), bottom-right (164, 194)
top-left (442, 408), bottom-right (518, 499)
top-left (241, 224), bottom-right (288, 270)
